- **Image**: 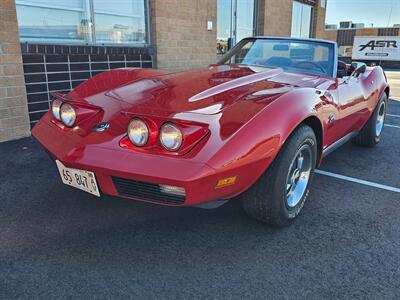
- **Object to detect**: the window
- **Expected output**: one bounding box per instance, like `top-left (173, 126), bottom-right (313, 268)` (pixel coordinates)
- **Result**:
top-left (93, 0), bottom-right (146, 43)
top-left (216, 0), bottom-right (257, 55)
top-left (217, 0), bottom-right (232, 55)
top-left (236, 0), bottom-right (255, 43)
top-left (15, 0), bottom-right (149, 44)
top-left (291, 1), bottom-right (312, 38)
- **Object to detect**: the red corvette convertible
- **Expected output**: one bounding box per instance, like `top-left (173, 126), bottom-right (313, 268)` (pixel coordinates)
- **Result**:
top-left (32, 37), bottom-right (389, 226)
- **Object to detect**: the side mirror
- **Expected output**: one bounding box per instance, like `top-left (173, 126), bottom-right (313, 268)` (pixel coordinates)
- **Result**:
top-left (351, 62), bottom-right (366, 75)
top-left (344, 62), bottom-right (366, 84)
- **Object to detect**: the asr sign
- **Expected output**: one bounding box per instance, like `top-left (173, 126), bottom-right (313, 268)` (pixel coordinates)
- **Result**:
top-left (352, 36), bottom-right (400, 61)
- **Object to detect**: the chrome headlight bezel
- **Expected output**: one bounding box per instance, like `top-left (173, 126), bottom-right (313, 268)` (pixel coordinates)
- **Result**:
top-left (127, 118), bottom-right (149, 147)
top-left (159, 123), bottom-right (183, 152)
top-left (60, 103), bottom-right (77, 127)
top-left (51, 99), bottom-right (63, 121)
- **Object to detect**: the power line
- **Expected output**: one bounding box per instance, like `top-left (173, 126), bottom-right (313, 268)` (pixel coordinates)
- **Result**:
top-left (387, 0), bottom-right (394, 27)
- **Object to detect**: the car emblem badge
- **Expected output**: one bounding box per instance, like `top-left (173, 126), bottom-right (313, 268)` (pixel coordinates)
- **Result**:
top-left (93, 122), bottom-right (110, 132)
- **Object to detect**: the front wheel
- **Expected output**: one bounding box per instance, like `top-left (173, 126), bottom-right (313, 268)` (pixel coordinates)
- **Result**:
top-left (241, 125), bottom-right (317, 227)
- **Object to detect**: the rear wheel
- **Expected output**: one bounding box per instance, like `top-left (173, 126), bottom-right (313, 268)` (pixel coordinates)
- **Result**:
top-left (352, 93), bottom-right (387, 147)
top-left (241, 125), bottom-right (317, 227)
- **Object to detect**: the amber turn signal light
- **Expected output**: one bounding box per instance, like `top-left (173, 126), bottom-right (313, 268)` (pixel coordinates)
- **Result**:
top-left (216, 176), bottom-right (237, 188)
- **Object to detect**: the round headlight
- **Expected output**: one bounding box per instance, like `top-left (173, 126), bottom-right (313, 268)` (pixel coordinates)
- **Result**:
top-left (51, 99), bottom-right (63, 120)
top-left (127, 118), bottom-right (149, 146)
top-left (60, 103), bottom-right (76, 127)
top-left (160, 123), bottom-right (182, 151)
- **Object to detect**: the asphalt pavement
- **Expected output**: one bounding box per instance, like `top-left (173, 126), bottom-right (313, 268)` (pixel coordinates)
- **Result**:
top-left (386, 71), bottom-right (400, 100)
top-left (0, 100), bottom-right (400, 299)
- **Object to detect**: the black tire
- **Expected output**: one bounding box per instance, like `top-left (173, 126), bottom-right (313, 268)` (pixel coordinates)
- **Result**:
top-left (241, 125), bottom-right (317, 227)
top-left (352, 93), bottom-right (387, 147)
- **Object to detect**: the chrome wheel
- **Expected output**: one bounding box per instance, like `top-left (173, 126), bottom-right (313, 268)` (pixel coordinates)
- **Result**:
top-left (286, 144), bottom-right (312, 208)
top-left (375, 101), bottom-right (386, 137)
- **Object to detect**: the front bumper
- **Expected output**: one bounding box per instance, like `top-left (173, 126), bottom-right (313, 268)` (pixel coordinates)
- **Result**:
top-left (32, 117), bottom-right (245, 206)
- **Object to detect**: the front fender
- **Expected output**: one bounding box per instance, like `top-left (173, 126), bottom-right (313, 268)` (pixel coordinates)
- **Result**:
top-left (373, 66), bottom-right (390, 100)
top-left (206, 88), bottom-right (326, 197)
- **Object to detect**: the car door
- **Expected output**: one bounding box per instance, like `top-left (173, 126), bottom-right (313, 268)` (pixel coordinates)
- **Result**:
top-left (334, 74), bottom-right (369, 139)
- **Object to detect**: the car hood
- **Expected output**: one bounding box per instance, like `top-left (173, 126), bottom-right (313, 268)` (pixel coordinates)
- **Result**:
top-left (72, 64), bottom-right (325, 118)
top-left (66, 64), bottom-right (332, 144)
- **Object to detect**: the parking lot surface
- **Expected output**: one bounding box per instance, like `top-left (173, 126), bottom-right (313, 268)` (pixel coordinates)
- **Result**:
top-left (1, 100), bottom-right (400, 299)
top-left (386, 71), bottom-right (400, 100)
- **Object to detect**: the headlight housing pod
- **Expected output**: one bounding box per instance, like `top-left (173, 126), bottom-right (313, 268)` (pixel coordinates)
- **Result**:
top-left (50, 93), bottom-right (103, 132)
top-left (60, 103), bottom-right (77, 127)
top-left (127, 118), bottom-right (149, 147)
top-left (120, 115), bottom-right (208, 156)
top-left (159, 122), bottom-right (183, 151)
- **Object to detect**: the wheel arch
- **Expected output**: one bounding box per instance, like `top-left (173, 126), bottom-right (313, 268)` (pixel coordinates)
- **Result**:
top-left (301, 116), bottom-right (323, 164)
top-left (384, 86), bottom-right (390, 100)
top-left (277, 115), bottom-right (324, 167)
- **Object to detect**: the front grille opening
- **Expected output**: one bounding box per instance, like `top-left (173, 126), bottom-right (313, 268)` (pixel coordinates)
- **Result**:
top-left (112, 177), bottom-right (185, 205)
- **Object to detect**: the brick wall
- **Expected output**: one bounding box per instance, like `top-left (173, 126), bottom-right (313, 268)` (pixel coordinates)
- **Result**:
top-left (151, 0), bottom-right (217, 71)
top-left (314, 0), bottom-right (326, 39)
top-left (355, 28), bottom-right (379, 37)
top-left (262, 0), bottom-right (293, 37)
top-left (0, 0), bottom-right (30, 142)
top-left (378, 27), bottom-right (400, 36)
top-left (260, 0), bottom-right (319, 38)
top-left (21, 44), bottom-right (153, 127)
top-left (314, 1), bottom-right (338, 42)
top-left (317, 29), bottom-right (338, 42)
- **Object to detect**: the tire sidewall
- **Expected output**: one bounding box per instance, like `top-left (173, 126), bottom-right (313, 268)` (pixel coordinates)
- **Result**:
top-left (273, 127), bottom-right (317, 221)
top-left (373, 94), bottom-right (388, 144)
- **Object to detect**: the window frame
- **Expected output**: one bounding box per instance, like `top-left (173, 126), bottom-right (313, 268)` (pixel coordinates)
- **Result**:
top-left (15, 0), bottom-right (152, 46)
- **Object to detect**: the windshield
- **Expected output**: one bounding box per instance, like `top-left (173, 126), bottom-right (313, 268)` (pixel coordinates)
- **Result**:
top-left (219, 38), bottom-right (336, 77)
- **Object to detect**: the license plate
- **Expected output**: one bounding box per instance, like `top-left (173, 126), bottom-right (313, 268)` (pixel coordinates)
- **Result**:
top-left (56, 160), bottom-right (100, 197)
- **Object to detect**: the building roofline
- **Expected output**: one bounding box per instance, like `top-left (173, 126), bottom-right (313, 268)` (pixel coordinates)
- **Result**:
top-left (244, 36), bottom-right (338, 46)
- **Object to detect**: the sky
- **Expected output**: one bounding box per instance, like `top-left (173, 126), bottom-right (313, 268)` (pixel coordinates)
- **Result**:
top-left (326, 0), bottom-right (400, 27)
